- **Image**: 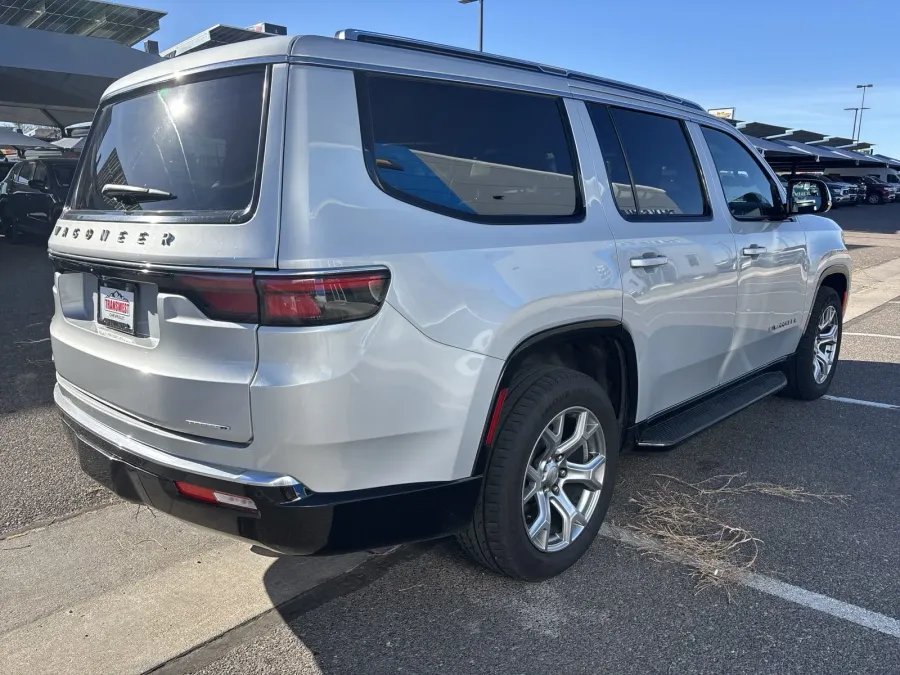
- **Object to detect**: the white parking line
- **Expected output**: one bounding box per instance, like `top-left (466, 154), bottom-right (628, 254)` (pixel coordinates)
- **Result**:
top-left (600, 524), bottom-right (900, 639)
top-left (844, 332), bottom-right (900, 340)
top-left (822, 395), bottom-right (900, 410)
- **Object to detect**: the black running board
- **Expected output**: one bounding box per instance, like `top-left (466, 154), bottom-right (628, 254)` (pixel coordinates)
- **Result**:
top-left (637, 371), bottom-right (787, 448)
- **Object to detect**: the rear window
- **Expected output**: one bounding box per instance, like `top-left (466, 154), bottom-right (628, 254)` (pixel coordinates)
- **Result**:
top-left (357, 73), bottom-right (582, 223)
top-left (69, 67), bottom-right (267, 221)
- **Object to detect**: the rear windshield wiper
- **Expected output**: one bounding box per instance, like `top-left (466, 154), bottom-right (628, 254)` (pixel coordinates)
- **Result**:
top-left (101, 184), bottom-right (176, 204)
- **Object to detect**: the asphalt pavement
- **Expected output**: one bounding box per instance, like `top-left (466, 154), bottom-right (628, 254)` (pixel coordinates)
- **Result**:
top-left (1, 202), bottom-right (899, 675)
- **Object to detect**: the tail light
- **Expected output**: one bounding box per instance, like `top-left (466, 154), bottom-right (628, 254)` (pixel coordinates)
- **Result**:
top-left (177, 274), bottom-right (259, 323)
top-left (158, 268), bottom-right (390, 327)
top-left (256, 270), bottom-right (390, 327)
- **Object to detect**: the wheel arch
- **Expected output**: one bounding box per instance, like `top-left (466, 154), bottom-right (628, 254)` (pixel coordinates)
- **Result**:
top-left (469, 319), bottom-right (638, 476)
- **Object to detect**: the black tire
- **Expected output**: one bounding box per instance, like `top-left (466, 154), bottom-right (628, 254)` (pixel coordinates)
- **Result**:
top-left (782, 286), bottom-right (842, 400)
top-left (867, 193), bottom-right (882, 205)
top-left (457, 366), bottom-right (620, 581)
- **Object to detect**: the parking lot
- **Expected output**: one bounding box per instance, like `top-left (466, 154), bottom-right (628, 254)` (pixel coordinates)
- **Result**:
top-left (1, 204), bottom-right (899, 674)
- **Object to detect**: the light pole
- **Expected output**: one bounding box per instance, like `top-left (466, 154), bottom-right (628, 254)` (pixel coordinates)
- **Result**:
top-left (855, 84), bottom-right (873, 142)
top-left (458, 0), bottom-right (484, 52)
top-left (844, 107), bottom-right (860, 140)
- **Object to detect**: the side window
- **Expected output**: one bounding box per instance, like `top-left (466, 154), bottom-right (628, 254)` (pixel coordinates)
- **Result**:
top-left (701, 127), bottom-right (782, 219)
top-left (7, 164), bottom-right (20, 183)
top-left (586, 104), bottom-right (636, 214)
top-left (18, 162), bottom-right (34, 183)
top-left (587, 104), bottom-right (707, 218)
top-left (33, 163), bottom-right (48, 183)
top-left (358, 74), bottom-right (582, 222)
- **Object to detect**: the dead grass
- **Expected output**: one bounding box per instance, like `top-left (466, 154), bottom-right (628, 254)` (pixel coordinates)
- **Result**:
top-left (626, 473), bottom-right (849, 596)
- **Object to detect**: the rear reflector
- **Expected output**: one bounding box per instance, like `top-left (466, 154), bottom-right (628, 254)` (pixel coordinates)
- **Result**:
top-left (485, 387), bottom-right (509, 447)
top-left (175, 481), bottom-right (257, 511)
top-left (257, 270), bottom-right (390, 327)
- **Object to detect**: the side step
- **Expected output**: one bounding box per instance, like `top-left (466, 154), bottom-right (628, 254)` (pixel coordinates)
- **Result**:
top-left (637, 371), bottom-right (787, 448)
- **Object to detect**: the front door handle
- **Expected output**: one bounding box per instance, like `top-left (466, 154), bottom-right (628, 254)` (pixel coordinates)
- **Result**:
top-left (630, 254), bottom-right (669, 269)
top-left (742, 246), bottom-right (767, 257)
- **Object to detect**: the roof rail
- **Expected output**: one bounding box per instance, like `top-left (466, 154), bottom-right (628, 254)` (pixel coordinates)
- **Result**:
top-left (335, 29), bottom-right (706, 113)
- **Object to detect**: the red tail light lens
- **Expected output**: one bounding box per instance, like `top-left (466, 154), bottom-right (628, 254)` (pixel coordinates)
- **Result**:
top-left (257, 270), bottom-right (390, 327)
top-left (175, 274), bottom-right (259, 323)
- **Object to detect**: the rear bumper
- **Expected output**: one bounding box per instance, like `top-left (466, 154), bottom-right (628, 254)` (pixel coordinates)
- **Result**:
top-left (58, 398), bottom-right (481, 555)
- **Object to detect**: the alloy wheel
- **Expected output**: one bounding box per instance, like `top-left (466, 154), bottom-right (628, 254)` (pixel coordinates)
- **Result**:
top-left (522, 406), bottom-right (606, 553)
top-left (813, 304), bottom-right (839, 385)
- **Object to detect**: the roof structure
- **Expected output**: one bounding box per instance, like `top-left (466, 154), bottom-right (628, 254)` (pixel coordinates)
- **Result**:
top-left (161, 22), bottom-right (287, 58)
top-left (809, 137), bottom-right (857, 148)
top-left (0, 22), bottom-right (160, 126)
top-left (0, 0), bottom-right (165, 46)
top-left (736, 122), bottom-right (790, 138)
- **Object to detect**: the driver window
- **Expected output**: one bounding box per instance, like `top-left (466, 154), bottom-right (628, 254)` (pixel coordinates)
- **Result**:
top-left (33, 163), bottom-right (48, 183)
top-left (701, 127), bottom-right (782, 219)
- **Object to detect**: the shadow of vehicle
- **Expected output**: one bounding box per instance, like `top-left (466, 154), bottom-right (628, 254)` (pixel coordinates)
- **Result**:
top-left (250, 356), bottom-right (900, 675)
top-left (0, 235), bottom-right (56, 415)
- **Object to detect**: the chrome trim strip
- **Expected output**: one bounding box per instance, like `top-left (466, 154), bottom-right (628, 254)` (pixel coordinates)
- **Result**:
top-left (101, 56), bottom-right (288, 103)
top-left (255, 265), bottom-right (390, 277)
top-left (55, 383), bottom-right (301, 488)
top-left (48, 251), bottom-right (254, 275)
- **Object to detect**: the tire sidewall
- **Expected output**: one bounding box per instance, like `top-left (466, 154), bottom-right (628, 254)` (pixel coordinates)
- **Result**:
top-left (490, 373), bottom-right (619, 581)
top-left (795, 288), bottom-right (843, 398)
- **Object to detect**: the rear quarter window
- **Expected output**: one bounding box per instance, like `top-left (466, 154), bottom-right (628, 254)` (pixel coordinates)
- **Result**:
top-left (356, 73), bottom-right (583, 224)
top-left (68, 67), bottom-right (268, 222)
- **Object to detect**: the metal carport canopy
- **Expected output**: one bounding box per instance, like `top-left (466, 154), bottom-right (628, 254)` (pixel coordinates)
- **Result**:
top-left (775, 139), bottom-right (882, 168)
top-left (0, 23), bottom-right (160, 127)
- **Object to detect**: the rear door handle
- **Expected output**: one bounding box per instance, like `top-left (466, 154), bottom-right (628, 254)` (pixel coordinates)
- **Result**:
top-left (742, 246), bottom-right (767, 257)
top-left (630, 255), bottom-right (668, 269)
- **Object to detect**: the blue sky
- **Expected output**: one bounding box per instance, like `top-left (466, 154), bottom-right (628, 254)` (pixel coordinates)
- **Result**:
top-left (139, 0), bottom-right (900, 156)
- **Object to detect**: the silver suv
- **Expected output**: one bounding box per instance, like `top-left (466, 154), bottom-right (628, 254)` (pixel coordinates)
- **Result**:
top-left (49, 31), bottom-right (850, 581)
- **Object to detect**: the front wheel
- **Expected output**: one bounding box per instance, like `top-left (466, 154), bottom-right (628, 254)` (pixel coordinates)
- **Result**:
top-left (782, 286), bottom-right (842, 400)
top-left (457, 366), bottom-right (619, 581)
top-left (867, 193), bottom-right (883, 205)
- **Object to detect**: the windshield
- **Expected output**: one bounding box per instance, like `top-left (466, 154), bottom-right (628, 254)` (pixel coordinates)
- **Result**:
top-left (68, 67), bottom-right (267, 220)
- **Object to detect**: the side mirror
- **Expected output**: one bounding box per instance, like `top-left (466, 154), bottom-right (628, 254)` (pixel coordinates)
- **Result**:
top-left (28, 179), bottom-right (46, 191)
top-left (787, 178), bottom-right (831, 215)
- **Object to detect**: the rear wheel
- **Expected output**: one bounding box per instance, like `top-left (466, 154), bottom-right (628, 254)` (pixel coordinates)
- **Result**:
top-left (782, 286), bottom-right (842, 400)
top-left (457, 366), bottom-right (619, 581)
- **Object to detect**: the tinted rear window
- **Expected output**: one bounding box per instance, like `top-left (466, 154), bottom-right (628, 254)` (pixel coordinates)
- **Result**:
top-left (358, 73), bottom-right (582, 223)
top-left (69, 68), bottom-right (267, 220)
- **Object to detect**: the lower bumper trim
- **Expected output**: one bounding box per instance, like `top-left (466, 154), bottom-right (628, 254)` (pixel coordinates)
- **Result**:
top-left (61, 408), bottom-right (481, 555)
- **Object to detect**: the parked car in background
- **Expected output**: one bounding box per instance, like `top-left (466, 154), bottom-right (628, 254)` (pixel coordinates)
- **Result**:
top-left (840, 175), bottom-right (895, 204)
top-left (0, 158), bottom-right (78, 242)
top-left (790, 174), bottom-right (856, 206)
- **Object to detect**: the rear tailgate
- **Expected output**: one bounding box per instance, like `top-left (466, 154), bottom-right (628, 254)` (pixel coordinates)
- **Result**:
top-left (49, 63), bottom-right (288, 443)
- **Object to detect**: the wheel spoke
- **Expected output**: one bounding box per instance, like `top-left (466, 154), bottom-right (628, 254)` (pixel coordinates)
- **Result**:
top-left (550, 490), bottom-right (588, 544)
top-left (817, 324), bottom-right (838, 345)
top-left (814, 353), bottom-right (828, 382)
top-left (528, 491), bottom-right (552, 551)
top-left (556, 410), bottom-right (600, 459)
top-left (523, 466), bottom-right (541, 504)
top-left (560, 454), bottom-right (606, 491)
top-left (538, 416), bottom-right (564, 461)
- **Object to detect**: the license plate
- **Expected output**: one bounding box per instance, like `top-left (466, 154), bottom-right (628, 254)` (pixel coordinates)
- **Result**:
top-left (99, 281), bottom-right (136, 334)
